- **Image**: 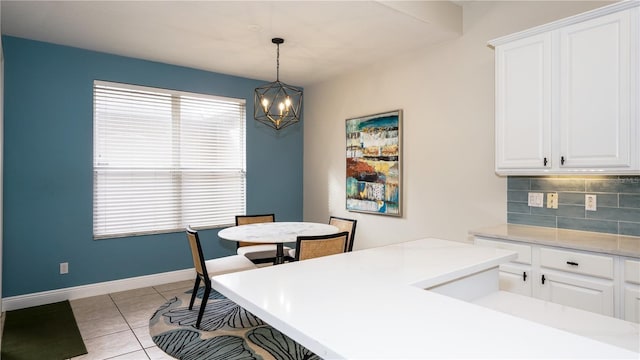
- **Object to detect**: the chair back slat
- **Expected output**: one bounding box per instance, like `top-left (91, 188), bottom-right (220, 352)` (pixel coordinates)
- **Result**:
top-left (186, 226), bottom-right (208, 278)
top-left (295, 232), bottom-right (349, 261)
top-left (235, 214), bottom-right (275, 248)
top-left (329, 216), bottom-right (357, 251)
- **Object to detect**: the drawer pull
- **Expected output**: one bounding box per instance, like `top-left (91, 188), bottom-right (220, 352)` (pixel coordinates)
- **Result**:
top-left (566, 261), bottom-right (579, 266)
top-left (541, 274), bottom-right (546, 284)
top-left (523, 271), bottom-right (527, 281)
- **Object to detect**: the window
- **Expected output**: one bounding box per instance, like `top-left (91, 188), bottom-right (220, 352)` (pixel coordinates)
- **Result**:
top-left (93, 81), bottom-right (246, 239)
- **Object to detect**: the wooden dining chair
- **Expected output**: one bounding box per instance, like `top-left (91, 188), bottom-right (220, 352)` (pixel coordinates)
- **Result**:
top-left (288, 216), bottom-right (357, 259)
top-left (329, 216), bottom-right (357, 251)
top-left (186, 226), bottom-right (257, 329)
top-left (235, 214), bottom-right (292, 264)
top-left (294, 231), bottom-right (350, 261)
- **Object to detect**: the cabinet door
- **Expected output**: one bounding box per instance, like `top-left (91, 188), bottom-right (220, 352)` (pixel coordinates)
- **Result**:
top-left (499, 264), bottom-right (533, 296)
top-left (623, 258), bottom-right (640, 322)
top-left (495, 33), bottom-right (552, 172)
top-left (538, 271), bottom-right (614, 316)
top-left (558, 10), bottom-right (635, 169)
top-left (624, 286), bottom-right (640, 323)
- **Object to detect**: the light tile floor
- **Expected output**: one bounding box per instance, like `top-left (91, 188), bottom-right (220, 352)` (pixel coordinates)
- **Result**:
top-left (1, 279), bottom-right (196, 360)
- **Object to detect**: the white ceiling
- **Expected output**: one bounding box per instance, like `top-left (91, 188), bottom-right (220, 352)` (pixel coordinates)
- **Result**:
top-left (1, 1), bottom-right (462, 86)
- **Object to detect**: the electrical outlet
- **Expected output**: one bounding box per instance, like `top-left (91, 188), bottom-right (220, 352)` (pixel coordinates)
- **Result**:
top-left (60, 262), bottom-right (69, 274)
top-left (547, 193), bottom-right (558, 209)
top-left (528, 192), bottom-right (544, 208)
top-left (585, 194), bottom-right (597, 211)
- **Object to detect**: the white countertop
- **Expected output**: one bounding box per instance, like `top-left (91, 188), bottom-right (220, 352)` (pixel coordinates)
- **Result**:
top-left (474, 291), bottom-right (639, 353)
top-left (212, 238), bottom-right (638, 359)
top-left (470, 224), bottom-right (640, 258)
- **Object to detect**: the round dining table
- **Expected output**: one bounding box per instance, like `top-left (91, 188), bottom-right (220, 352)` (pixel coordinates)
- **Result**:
top-left (218, 222), bottom-right (339, 264)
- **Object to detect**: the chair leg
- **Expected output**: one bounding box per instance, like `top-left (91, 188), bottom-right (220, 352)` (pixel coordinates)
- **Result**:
top-left (189, 276), bottom-right (201, 310)
top-left (196, 284), bottom-right (211, 329)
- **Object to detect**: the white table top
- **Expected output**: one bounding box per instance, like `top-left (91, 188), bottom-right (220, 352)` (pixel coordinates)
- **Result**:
top-left (217, 221), bottom-right (339, 244)
top-left (212, 238), bottom-right (638, 359)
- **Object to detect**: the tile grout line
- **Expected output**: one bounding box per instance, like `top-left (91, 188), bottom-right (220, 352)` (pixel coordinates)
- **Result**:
top-left (111, 290), bottom-right (152, 343)
top-left (108, 291), bottom-right (151, 360)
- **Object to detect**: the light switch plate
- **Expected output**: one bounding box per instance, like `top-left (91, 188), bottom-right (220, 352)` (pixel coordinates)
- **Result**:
top-left (528, 192), bottom-right (544, 208)
top-left (586, 194), bottom-right (597, 211)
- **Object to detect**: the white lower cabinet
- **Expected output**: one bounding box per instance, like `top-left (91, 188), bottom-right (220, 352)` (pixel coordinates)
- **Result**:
top-left (475, 238), bottom-right (533, 296)
top-left (474, 236), bottom-right (634, 321)
top-left (624, 287), bottom-right (639, 323)
top-left (538, 246), bottom-right (615, 316)
top-left (623, 258), bottom-right (640, 322)
top-left (537, 270), bottom-right (615, 316)
top-left (498, 263), bottom-right (533, 296)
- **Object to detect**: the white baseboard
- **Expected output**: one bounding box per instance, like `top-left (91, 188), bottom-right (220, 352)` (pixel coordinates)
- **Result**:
top-left (2, 268), bottom-right (195, 311)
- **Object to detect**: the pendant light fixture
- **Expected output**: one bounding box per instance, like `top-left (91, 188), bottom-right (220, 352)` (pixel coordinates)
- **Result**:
top-left (254, 37), bottom-right (303, 130)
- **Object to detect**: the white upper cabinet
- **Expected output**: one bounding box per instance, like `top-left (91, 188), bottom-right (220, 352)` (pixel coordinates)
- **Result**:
top-left (559, 11), bottom-right (633, 169)
top-left (495, 33), bottom-right (552, 170)
top-left (491, 2), bottom-right (639, 175)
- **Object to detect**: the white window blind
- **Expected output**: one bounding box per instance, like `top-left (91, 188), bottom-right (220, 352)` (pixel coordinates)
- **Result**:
top-left (93, 80), bottom-right (246, 239)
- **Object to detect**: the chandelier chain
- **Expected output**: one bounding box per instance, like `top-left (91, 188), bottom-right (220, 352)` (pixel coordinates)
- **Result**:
top-left (276, 43), bottom-right (280, 81)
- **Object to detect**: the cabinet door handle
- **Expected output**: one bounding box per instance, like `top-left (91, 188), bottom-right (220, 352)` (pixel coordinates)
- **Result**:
top-left (561, 156), bottom-right (565, 165)
top-left (523, 271), bottom-right (527, 281)
top-left (566, 261), bottom-right (579, 266)
top-left (543, 157), bottom-right (548, 166)
top-left (541, 274), bottom-right (546, 284)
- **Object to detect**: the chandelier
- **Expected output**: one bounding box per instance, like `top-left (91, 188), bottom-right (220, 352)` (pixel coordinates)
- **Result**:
top-left (254, 38), bottom-right (303, 130)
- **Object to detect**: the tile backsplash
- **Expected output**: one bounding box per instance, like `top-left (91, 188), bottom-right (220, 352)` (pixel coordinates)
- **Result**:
top-left (507, 176), bottom-right (640, 236)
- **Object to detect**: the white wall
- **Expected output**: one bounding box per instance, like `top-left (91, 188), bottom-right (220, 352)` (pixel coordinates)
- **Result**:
top-left (303, 1), bottom-right (612, 249)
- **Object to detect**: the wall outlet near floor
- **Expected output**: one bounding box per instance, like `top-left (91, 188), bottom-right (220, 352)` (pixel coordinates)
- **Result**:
top-left (547, 192), bottom-right (558, 209)
top-left (60, 262), bottom-right (69, 274)
top-left (585, 194), bottom-right (597, 211)
top-left (528, 192), bottom-right (544, 207)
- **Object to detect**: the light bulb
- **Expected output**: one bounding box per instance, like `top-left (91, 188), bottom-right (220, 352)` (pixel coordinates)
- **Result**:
top-left (261, 97), bottom-right (269, 111)
top-left (278, 102), bottom-right (285, 116)
top-left (285, 97), bottom-right (292, 109)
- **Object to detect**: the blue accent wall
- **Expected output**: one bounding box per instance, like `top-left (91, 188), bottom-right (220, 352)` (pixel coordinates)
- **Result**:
top-left (2, 36), bottom-right (303, 297)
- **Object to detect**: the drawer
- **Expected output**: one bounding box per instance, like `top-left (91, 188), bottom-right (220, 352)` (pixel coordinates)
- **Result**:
top-left (624, 259), bottom-right (640, 285)
top-left (474, 237), bottom-right (532, 265)
top-left (540, 247), bottom-right (613, 279)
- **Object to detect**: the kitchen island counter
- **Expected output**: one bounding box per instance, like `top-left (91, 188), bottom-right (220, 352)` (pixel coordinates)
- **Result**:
top-left (213, 238), bottom-right (637, 359)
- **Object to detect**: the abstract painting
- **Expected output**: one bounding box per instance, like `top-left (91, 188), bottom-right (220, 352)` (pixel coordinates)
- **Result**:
top-left (346, 110), bottom-right (401, 216)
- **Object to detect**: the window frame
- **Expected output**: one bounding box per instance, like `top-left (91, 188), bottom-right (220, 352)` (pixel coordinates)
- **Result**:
top-left (92, 80), bottom-right (246, 239)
